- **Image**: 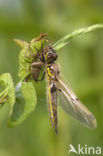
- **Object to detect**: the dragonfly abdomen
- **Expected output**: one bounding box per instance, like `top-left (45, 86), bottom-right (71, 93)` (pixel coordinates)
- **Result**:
top-left (47, 82), bottom-right (58, 133)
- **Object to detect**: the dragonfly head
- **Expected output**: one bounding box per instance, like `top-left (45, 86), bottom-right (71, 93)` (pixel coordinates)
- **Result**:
top-left (44, 45), bottom-right (58, 63)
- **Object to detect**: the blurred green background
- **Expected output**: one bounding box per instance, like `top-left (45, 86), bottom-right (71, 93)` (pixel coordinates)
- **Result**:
top-left (0, 0), bottom-right (103, 156)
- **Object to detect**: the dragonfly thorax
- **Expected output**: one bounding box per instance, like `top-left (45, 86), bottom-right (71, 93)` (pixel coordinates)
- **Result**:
top-left (46, 64), bottom-right (60, 80)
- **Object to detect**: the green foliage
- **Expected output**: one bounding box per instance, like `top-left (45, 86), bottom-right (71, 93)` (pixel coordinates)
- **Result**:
top-left (8, 81), bottom-right (37, 127)
top-left (0, 73), bottom-right (15, 110)
top-left (53, 24), bottom-right (103, 51)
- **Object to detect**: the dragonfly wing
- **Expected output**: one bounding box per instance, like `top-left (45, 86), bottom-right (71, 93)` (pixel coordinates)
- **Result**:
top-left (55, 75), bottom-right (97, 129)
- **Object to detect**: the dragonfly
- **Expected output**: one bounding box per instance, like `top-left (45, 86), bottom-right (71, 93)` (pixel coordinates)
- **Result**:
top-left (15, 33), bottom-right (97, 133)
top-left (46, 63), bottom-right (97, 133)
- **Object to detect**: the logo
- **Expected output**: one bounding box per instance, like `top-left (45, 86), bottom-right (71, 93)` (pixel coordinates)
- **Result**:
top-left (68, 144), bottom-right (101, 155)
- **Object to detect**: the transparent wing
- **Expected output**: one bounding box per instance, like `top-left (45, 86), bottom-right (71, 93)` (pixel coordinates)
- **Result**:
top-left (55, 75), bottom-right (97, 129)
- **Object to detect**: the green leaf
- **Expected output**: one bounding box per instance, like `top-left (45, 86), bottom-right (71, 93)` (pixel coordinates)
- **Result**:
top-left (14, 39), bottom-right (28, 48)
top-left (0, 73), bottom-right (15, 109)
top-left (15, 37), bottom-right (47, 80)
top-left (8, 81), bottom-right (37, 127)
top-left (53, 24), bottom-right (103, 51)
